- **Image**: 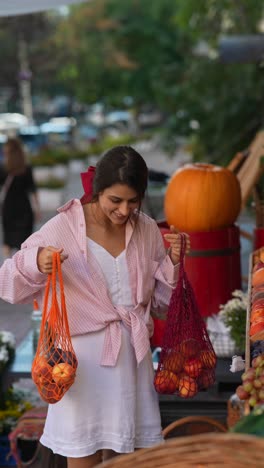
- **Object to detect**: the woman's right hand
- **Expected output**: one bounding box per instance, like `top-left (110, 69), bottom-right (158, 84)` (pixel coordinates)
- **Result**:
top-left (37, 246), bottom-right (68, 274)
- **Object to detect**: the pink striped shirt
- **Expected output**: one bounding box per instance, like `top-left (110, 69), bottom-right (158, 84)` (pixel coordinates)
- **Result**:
top-left (0, 199), bottom-right (179, 366)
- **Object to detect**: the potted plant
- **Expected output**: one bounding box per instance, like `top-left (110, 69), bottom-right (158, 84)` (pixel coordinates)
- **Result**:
top-left (207, 290), bottom-right (248, 357)
top-left (219, 290), bottom-right (248, 353)
top-left (0, 331), bottom-right (16, 398)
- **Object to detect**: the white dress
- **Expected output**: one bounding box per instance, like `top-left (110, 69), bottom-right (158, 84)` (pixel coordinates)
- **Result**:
top-left (40, 238), bottom-right (163, 458)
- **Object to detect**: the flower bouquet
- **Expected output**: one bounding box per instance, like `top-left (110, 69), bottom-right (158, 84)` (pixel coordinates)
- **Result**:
top-left (0, 331), bottom-right (15, 373)
top-left (207, 290), bottom-right (248, 357)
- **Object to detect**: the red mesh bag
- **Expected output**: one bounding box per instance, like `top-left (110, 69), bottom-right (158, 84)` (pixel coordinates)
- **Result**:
top-left (31, 252), bottom-right (78, 404)
top-left (154, 236), bottom-right (216, 398)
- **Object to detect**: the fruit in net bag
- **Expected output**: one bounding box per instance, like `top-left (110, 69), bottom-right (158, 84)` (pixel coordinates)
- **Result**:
top-left (52, 362), bottom-right (76, 386)
top-left (31, 253), bottom-right (78, 404)
top-left (153, 235), bottom-right (216, 397)
top-left (184, 357), bottom-right (203, 378)
top-left (178, 375), bottom-right (198, 398)
top-left (154, 370), bottom-right (180, 394)
top-left (180, 338), bottom-right (201, 358)
top-left (163, 351), bottom-right (184, 373)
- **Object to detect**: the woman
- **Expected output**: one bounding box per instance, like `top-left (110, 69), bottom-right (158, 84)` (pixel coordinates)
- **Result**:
top-left (0, 137), bottom-right (40, 258)
top-left (0, 146), bottom-right (190, 467)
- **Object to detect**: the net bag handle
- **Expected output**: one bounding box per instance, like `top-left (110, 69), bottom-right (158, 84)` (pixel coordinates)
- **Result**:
top-left (178, 233), bottom-right (186, 283)
top-left (41, 252), bottom-right (71, 337)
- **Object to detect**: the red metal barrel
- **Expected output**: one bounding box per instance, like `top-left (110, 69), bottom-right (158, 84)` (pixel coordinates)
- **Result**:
top-left (151, 221), bottom-right (241, 347)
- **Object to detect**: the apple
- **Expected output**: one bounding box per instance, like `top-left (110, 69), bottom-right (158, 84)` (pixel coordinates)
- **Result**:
top-left (154, 370), bottom-right (179, 394)
top-left (199, 349), bottom-right (217, 369)
top-left (32, 358), bottom-right (53, 387)
top-left (248, 396), bottom-right (258, 407)
top-left (197, 369), bottom-right (215, 390)
top-left (242, 380), bottom-right (253, 393)
top-left (34, 356), bottom-right (49, 369)
top-left (253, 378), bottom-right (262, 389)
top-left (180, 339), bottom-right (201, 358)
top-left (241, 368), bottom-right (255, 382)
top-left (184, 358), bottom-right (202, 378)
top-left (259, 374), bottom-right (264, 385)
top-left (52, 362), bottom-right (76, 386)
top-left (163, 352), bottom-right (184, 373)
top-left (178, 375), bottom-right (198, 398)
top-left (252, 355), bottom-right (264, 368)
top-left (40, 381), bottom-right (63, 404)
top-left (235, 385), bottom-right (249, 400)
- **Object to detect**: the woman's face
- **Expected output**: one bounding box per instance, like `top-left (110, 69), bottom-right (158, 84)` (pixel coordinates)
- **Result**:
top-left (98, 184), bottom-right (140, 225)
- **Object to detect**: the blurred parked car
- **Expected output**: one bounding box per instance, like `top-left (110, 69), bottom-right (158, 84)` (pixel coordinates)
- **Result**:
top-left (19, 125), bottom-right (47, 155)
top-left (85, 103), bottom-right (105, 127)
top-left (0, 113), bottom-right (29, 134)
top-left (74, 123), bottom-right (99, 149)
top-left (137, 108), bottom-right (163, 128)
top-left (104, 110), bottom-right (132, 126)
top-left (40, 117), bottom-right (76, 147)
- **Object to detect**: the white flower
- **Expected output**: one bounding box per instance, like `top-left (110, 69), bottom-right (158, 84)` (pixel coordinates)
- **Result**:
top-left (219, 290), bottom-right (248, 319)
top-left (0, 330), bottom-right (16, 366)
top-left (0, 331), bottom-right (16, 348)
top-left (0, 346), bottom-right (9, 363)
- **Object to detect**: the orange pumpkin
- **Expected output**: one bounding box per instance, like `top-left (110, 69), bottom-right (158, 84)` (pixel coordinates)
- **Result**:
top-left (164, 163), bottom-right (241, 232)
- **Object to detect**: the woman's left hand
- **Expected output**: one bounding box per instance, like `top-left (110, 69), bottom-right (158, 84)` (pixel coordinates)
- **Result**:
top-left (163, 225), bottom-right (191, 265)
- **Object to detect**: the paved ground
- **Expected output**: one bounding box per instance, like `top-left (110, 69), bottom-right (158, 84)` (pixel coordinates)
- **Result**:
top-left (0, 141), bottom-right (255, 348)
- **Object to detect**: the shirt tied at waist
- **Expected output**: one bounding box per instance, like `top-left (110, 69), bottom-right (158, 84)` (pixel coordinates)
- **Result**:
top-left (100, 304), bottom-right (150, 367)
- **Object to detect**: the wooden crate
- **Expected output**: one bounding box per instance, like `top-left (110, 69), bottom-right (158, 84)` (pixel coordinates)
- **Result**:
top-left (245, 246), bottom-right (264, 368)
top-left (245, 247), bottom-right (264, 415)
top-left (245, 253), bottom-right (252, 372)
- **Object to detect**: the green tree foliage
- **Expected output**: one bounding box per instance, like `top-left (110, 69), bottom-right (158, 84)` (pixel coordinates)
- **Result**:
top-left (1, 1), bottom-right (264, 165)
top-left (165, 0), bottom-right (264, 163)
top-left (53, 0), bottom-right (191, 110)
top-left (54, 0), bottom-right (264, 164)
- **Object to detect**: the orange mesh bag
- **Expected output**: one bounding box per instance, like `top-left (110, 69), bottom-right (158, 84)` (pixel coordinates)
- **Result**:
top-left (31, 252), bottom-right (78, 404)
top-left (154, 235), bottom-right (216, 398)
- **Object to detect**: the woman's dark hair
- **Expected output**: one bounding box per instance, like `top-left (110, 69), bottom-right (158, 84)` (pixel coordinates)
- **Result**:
top-left (92, 146), bottom-right (148, 201)
top-left (3, 137), bottom-right (26, 175)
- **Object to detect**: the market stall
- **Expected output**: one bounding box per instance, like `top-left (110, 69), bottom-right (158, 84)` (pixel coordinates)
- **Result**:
top-left (232, 247), bottom-right (264, 418)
